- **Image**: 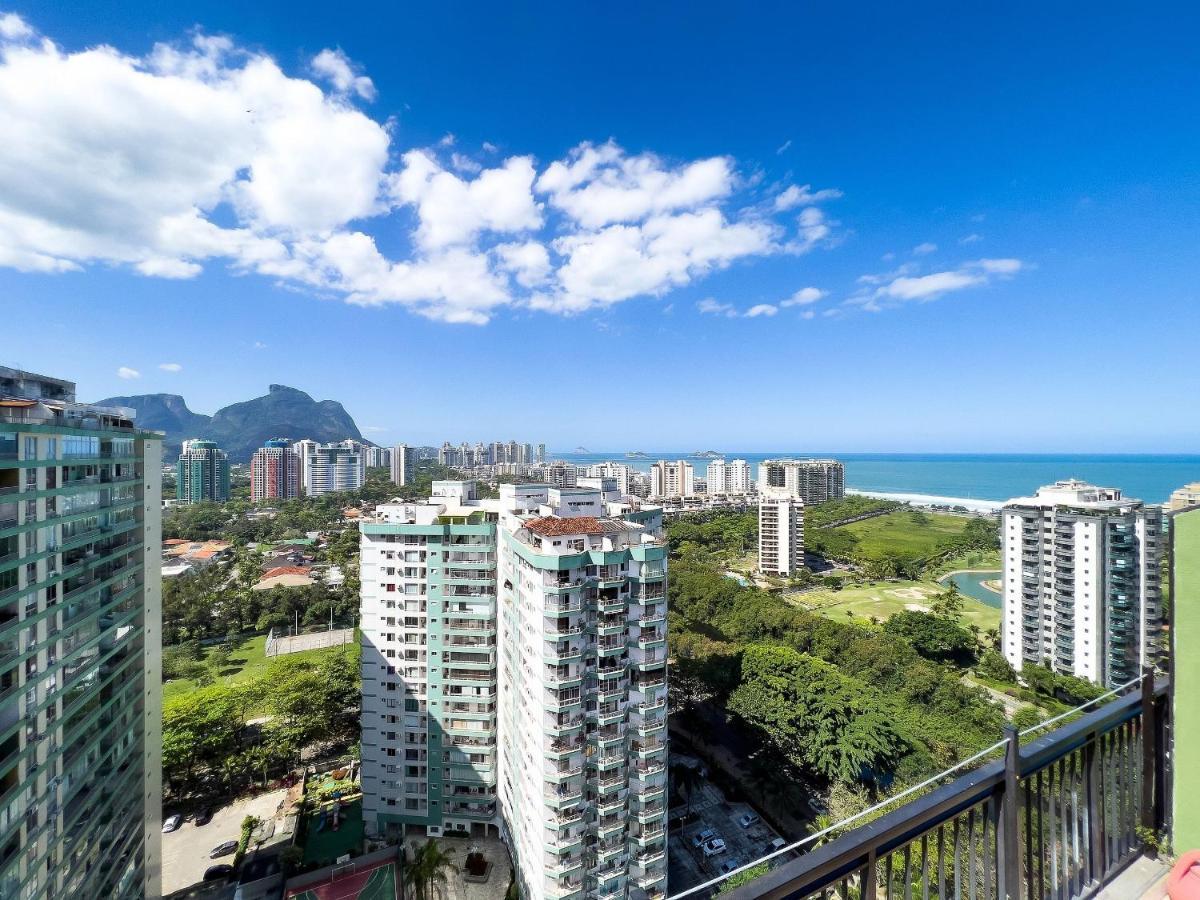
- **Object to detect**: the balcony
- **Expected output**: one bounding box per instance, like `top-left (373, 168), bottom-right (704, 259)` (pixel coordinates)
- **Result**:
top-left (719, 673), bottom-right (1168, 900)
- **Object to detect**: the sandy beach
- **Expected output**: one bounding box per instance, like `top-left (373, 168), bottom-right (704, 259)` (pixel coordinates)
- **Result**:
top-left (847, 489), bottom-right (1003, 513)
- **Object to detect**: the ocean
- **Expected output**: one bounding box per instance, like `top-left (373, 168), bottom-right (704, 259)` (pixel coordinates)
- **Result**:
top-left (551, 452), bottom-right (1200, 505)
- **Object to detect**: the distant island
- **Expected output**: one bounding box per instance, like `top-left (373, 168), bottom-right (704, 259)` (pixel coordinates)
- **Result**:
top-left (691, 450), bottom-right (722, 458)
top-left (573, 446), bottom-right (590, 453)
top-left (626, 451), bottom-right (651, 459)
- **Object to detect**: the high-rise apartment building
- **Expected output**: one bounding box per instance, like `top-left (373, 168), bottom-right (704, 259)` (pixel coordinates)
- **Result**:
top-left (359, 481), bottom-right (668, 900)
top-left (1000, 480), bottom-right (1163, 688)
top-left (584, 463), bottom-right (632, 497)
top-left (0, 367), bottom-right (162, 898)
top-left (176, 439), bottom-right (230, 503)
top-left (250, 438), bottom-right (301, 502)
top-left (364, 445), bottom-right (393, 469)
top-left (391, 444), bottom-right (417, 487)
top-left (705, 459), bottom-right (751, 495)
top-left (756, 459), bottom-right (844, 503)
top-left (302, 443), bottom-right (365, 496)
top-left (537, 444), bottom-right (547, 463)
top-left (1168, 482), bottom-right (1200, 511)
top-left (758, 487), bottom-right (805, 575)
top-left (649, 460), bottom-right (693, 499)
top-left (291, 439), bottom-right (320, 492)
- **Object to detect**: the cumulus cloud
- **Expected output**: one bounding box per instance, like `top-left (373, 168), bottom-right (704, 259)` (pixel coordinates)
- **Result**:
top-left (0, 15), bottom-right (840, 323)
top-left (311, 48), bottom-right (375, 100)
top-left (780, 286), bottom-right (825, 307)
top-left (912, 242), bottom-right (937, 255)
top-left (744, 303), bottom-right (777, 317)
top-left (158, 362), bottom-right (183, 372)
top-left (850, 258), bottom-right (1024, 311)
top-left (774, 184), bottom-right (843, 211)
top-left (116, 366), bottom-right (140, 379)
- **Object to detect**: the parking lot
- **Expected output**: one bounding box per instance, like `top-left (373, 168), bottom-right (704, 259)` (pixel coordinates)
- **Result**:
top-left (161, 789), bottom-right (287, 895)
top-left (667, 780), bottom-right (793, 893)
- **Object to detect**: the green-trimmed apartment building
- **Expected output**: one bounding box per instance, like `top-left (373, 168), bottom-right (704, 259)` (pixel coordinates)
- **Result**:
top-left (360, 481), bottom-right (668, 900)
top-left (1171, 502), bottom-right (1200, 853)
top-left (176, 439), bottom-right (230, 504)
top-left (0, 367), bottom-right (162, 898)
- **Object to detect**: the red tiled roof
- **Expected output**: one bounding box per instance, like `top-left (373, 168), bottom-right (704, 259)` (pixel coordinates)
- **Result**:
top-left (524, 516), bottom-right (606, 537)
top-left (260, 565), bottom-right (310, 581)
top-left (163, 539), bottom-right (189, 546)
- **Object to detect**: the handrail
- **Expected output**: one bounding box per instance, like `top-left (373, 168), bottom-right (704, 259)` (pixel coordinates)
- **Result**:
top-left (686, 673), bottom-right (1166, 900)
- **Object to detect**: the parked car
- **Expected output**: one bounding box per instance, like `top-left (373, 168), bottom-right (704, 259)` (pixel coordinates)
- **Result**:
top-left (193, 807), bottom-right (212, 826)
top-left (691, 828), bottom-right (717, 848)
top-left (210, 840), bottom-right (238, 858)
top-left (719, 858), bottom-right (743, 875)
top-left (203, 864), bottom-right (233, 882)
top-left (737, 813), bottom-right (761, 829)
top-left (769, 837), bottom-right (787, 851)
top-left (702, 838), bottom-right (728, 857)
top-left (162, 814), bottom-right (182, 833)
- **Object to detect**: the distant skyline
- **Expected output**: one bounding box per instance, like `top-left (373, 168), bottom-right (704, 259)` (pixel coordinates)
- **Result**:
top-left (2, 4), bottom-right (1198, 451)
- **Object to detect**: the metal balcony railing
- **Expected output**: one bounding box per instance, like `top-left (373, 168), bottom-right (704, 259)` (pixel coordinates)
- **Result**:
top-left (697, 670), bottom-right (1167, 900)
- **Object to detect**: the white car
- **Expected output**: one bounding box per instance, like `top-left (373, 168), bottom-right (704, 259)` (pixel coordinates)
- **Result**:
top-left (162, 814), bottom-right (182, 833)
top-left (702, 838), bottom-right (727, 857)
top-left (691, 828), bottom-right (717, 848)
top-left (737, 813), bottom-right (760, 829)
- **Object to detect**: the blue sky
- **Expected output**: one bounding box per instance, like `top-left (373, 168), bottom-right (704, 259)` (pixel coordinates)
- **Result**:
top-left (2, 3), bottom-right (1198, 451)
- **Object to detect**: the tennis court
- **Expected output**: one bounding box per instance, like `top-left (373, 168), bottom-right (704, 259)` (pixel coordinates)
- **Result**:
top-left (286, 856), bottom-right (397, 900)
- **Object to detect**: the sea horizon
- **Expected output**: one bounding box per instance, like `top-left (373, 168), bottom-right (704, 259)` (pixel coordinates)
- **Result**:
top-left (548, 451), bottom-right (1200, 504)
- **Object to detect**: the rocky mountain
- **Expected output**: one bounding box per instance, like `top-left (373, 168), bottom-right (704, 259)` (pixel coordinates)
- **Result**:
top-left (94, 384), bottom-right (363, 462)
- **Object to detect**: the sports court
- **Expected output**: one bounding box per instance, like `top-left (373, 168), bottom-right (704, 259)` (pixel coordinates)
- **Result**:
top-left (285, 855), bottom-right (398, 900)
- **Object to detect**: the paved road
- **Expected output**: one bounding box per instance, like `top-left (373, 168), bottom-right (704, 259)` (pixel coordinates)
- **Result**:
top-left (161, 789), bottom-right (287, 895)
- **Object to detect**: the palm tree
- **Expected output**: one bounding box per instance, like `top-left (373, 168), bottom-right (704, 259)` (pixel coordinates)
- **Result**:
top-left (985, 627), bottom-right (1000, 649)
top-left (670, 764), bottom-right (704, 818)
top-left (405, 839), bottom-right (457, 900)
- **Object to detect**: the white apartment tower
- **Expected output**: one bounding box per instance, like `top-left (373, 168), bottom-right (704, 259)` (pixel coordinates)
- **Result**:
top-left (1001, 480), bottom-right (1163, 688)
top-left (359, 482), bottom-right (669, 900)
top-left (705, 459), bottom-right (751, 495)
top-left (649, 460), bottom-right (693, 499)
top-left (391, 444), bottom-right (417, 487)
top-left (756, 459), bottom-right (845, 503)
top-left (758, 487), bottom-right (805, 575)
top-left (302, 442), bottom-right (365, 495)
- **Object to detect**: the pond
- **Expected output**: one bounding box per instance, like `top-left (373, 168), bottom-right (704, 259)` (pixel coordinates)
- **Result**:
top-left (939, 570), bottom-right (1002, 609)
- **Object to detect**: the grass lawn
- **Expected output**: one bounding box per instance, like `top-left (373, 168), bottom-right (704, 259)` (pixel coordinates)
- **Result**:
top-left (933, 548), bottom-right (1002, 577)
top-left (785, 579), bottom-right (1002, 631)
top-left (837, 510), bottom-right (974, 558)
top-left (163, 634), bottom-right (355, 703)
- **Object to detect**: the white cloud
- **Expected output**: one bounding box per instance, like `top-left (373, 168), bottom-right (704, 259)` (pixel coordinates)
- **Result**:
top-left (912, 242), bottom-right (937, 255)
top-left (0, 12), bottom-right (30, 39)
top-left (780, 286), bottom-right (825, 307)
top-left (744, 303), bottom-right (777, 318)
top-left (774, 184), bottom-right (843, 211)
top-left (775, 139), bottom-right (792, 155)
top-left (389, 150), bottom-right (541, 250)
top-left (851, 258), bottom-right (1024, 311)
top-left (481, 141), bottom-right (497, 153)
top-left (697, 298), bottom-right (736, 317)
top-left (800, 309), bottom-right (815, 320)
top-left (253, 341), bottom-right (267, 349)
top-left (959, 233), bottom-right (982, 245)
top-left (116, 366), bottom-right (140, 379)
top-left (362, 425), bottom-right (388, 434)
top-left (0, 17), bottom-right (838, 324)
top-left (310, 48), bottom-right (375, 100)
top-left (537, 141), bottom-right (735, 229)
top-left (158, 362), bottom-right (183, 372)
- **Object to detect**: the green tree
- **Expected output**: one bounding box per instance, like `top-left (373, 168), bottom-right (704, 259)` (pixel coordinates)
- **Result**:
top-left (405, 840), bottom-right (457, 900)
top-left (883, 611), bottom-right (976, 665)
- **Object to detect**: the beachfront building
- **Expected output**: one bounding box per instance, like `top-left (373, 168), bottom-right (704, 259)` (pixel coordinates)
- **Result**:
top-left (1000, 480), bottom-right (1163, 688)
top-left (705, 459), bottom-right (752, 495)
top-left (176, 439), bottom-right (230, 503)
top-left (758, 487), bottom-right (804, 576)
top-left (649, 459), bottom-right (693, 499)
top-left (1168, 482), bottom-right (1200, 511)
top-left (391, 444), bottom-right (417, 487)
top-left (302, 442), bottom-right (365, 496)
top-left (359, 481), bottom-right (669, 900)
top-left (756, 458), bottom-right (844, 503)
top-left (0, 366), bottom-right (163, 898)
top-left (250, 438), bottom-right (301, 502)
